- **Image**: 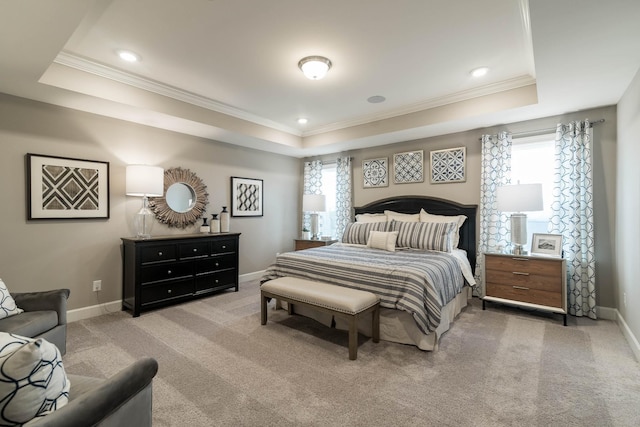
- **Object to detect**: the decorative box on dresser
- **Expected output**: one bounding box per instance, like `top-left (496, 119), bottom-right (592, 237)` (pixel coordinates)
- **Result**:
top-left (122, 233), bottom-right (240, 317)
top-left (482, 252), bottom-right (567, 325)
top-left (294, 239), bottom-right (338, 251)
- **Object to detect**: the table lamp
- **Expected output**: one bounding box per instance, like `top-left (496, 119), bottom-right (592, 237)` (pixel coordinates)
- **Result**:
top-left (302, 194), bottom-right (326, 240)
top-left (126, 165), bottom-right (164, 239)
top-left (496, 183), bottom-right (543, 255)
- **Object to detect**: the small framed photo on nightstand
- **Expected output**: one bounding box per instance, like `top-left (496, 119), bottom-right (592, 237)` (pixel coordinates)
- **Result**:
top-left (531, 233), bottom-right (563, 257)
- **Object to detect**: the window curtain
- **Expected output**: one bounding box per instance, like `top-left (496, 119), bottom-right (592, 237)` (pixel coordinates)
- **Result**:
top-left (474, 131), bottom-right (513, 296)
top-left (302, 160), bottom-right (323, 231)
top-left (550, 120), bottom-right (596, 319)
top-left (335, 156), bottom-right (352, 240)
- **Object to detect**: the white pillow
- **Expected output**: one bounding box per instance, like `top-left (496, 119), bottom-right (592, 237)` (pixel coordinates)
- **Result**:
top-left (367, 231), bottom-right (398, 252)
top-left (0, 333), bottom-right (70, 425)
top-left (0, 279), bottom-right (23, 320)
top-left (419, 209), bottom-right (467, 248)
top-left (355, 213), bottom-right (387, 223)
top-left (384, 210), bottom-right (420, 223)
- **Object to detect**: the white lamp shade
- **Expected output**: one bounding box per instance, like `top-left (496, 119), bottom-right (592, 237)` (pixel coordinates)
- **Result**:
top-left (496, 183), bottom-right (543, 212)
top-left (126, 165), bottom-right (164, 197)
top-left (303, 194), bottom-right (326, 212)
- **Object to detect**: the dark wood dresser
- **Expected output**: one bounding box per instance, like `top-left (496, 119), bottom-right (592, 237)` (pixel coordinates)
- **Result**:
top-left (121, 233), bottom-right (240, 317)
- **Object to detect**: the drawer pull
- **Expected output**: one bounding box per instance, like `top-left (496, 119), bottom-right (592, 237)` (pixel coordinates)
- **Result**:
top-left (512, 272), bottom-right (530, 276)
top-left (215, 279), bottom-right (219, 284)
top-left (158, 251), bottom-right (163, 256)
top-left (215, 262), bottom-right (219, 267)
top-left (167, 270), bottom-right (172, 274)
top-left (513, 285), bottom-right (529, 290)
top-left (167, 289), bottom-right (172, 294)
top-left (222, 245), bottom-right (226, 249)
top-left (193, 248), bottom-right (198, 252)
top-left (512, 257), bottom-right (529, 261)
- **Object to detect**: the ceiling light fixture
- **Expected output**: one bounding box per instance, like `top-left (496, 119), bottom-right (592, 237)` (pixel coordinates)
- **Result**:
top-left (297, 118), bottom-right (308, 124)
top-left (117, 50), bottom-right (140, 63)
top-left (470, 66), bottom-right (489, 78)
top-left (298, 56), bottom-right (332, 80)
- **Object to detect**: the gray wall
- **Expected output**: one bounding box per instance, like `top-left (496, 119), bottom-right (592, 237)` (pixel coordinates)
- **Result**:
top-left (315, 105), bottom-right (618, 310)
top-left (0, 93), bottom-right (300, 311)
top-left (616, 67), bottom-right (640, 345)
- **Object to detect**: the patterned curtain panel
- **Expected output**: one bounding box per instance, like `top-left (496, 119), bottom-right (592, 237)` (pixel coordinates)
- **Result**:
top-left (550, 120), bottom-right (596, 319)
top-left (302, 160), bottom-right (323, 231)
top-left (335, 156), bottom-right (353, 240)
top-left (474, 132), bottom-right (513, 296)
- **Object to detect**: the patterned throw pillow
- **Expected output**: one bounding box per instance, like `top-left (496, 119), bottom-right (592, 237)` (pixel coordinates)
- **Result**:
top-left (342, 222), bottom-right (388, 245)
top-left (0, 333), bottom-right (70, 425)
top-left (367, 231), bottom-right (398, 252)
top-left (419, 209), bottom-right (467, 248)
top-left (0, 279), bottom-right (23, 320)
top-left (391, 220), bottom-right (458, 252)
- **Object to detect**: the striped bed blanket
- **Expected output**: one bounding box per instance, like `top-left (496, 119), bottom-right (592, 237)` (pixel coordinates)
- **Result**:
top-left (260, 244), bottom-right (465, 334)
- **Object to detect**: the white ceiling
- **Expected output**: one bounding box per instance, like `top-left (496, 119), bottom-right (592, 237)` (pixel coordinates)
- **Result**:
top-left (1, 0), bottom-right (639, 157)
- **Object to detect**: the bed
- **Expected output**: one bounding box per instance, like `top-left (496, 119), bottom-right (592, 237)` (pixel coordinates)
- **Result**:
top-left (261, 196), bottom-right (477, 351)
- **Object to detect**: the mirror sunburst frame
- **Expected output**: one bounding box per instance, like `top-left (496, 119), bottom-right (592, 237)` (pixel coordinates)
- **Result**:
top-left (149, 167), bottom-right (208, 229)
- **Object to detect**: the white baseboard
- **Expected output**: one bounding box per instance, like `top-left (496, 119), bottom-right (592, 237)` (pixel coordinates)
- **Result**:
top-left (616, 310), bottom-right (640, 363)
top-left (68, 270), bottom-right (267, 323)
top-left (597, 305), bottom-right (617, 320)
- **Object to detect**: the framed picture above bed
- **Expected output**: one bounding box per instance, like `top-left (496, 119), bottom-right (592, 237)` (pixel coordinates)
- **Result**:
top-left (430, 146), bottom-right (466, 184)
top-left (393, 150), bottom-right (424, 184)
top-left (362, 157), bottom-right (389, 188)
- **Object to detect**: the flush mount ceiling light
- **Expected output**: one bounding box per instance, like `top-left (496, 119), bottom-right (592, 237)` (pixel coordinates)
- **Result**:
top-left (470, 66), bottom-right (489, 78)
top-left (298, 56), bottom-right (332, 80)
top-left (117, 50), bottom-right (140, 63)
top-left (297, 118), bottom-right (308, 124)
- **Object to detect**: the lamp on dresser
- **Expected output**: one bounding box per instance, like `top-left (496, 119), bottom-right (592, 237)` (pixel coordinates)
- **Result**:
top-left (126, 165), bottom-right (164, 239)
top-left (496, 183), bottom-right (543, 255)
top-left (302, 194), bottom-right (326, 240)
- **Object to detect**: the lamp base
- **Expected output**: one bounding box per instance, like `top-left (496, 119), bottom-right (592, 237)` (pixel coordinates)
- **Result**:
top-left (310, 213), bottom-right (320, 240)
top-left (512, 244), bottom-right (527, 256)
top-left (134, 196), bottom-right (155, 239)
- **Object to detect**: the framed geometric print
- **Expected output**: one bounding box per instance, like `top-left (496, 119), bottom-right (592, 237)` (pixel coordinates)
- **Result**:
top-left (362, 158), bottom-right (389, 188)
top-left (26, 153), bottom-right (110, 220)
top-left (231, 176), bottom-right (263, 217)
top-left (393, 150), bottom-right (424, 184)
top-left (430, 147), bottom-right (466, 184)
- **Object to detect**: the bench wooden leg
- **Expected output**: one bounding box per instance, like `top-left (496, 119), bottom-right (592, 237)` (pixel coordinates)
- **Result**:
top-left (260, 291), bottom-right (267, 325)
top-left (349, 315), bottom-right (358, 360)
top-left (372, 305), bottom-right (380, 343)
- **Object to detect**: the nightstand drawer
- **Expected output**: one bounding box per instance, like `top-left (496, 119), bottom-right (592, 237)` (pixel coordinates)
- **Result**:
top-left (485, 269), bottom-right (561, 293)
top-left (485, 255), bottom-right (561, 277)
top-left (486, 282), bottom-right (562, 308)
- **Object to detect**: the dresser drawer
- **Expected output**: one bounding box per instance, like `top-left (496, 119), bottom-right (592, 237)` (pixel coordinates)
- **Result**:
top-left (140, 262), bottom-right (192, 284)
top-left (211, 238), bottom-right (236, 254)
top-left (195, 269), bottom-right (237, 293)
top-left (140, 244), bottom-right (176, 264)
top-left (486, 282), bottom-right (562, 308)
top-left (178, 241), bottom-right (210, 259)
top-left (195, 254), bottom-right (236, 274)
top-left (141, 279), bottom-right (193, 305)
top-left (485, 255), bottom-right (560, 277)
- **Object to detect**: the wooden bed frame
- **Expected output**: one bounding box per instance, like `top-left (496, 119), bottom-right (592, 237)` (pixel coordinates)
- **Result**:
top-left (353, 195), bottom-right (478, 273)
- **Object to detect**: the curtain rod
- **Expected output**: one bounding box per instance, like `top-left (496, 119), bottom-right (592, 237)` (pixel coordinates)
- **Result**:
top-left (478, 118), bottom-right (605, 141)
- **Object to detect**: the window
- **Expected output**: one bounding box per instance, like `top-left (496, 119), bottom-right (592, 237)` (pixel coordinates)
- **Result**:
top-left (511, 135), bottom-right (555, 252)
top-left (318, 163), bottom-right (337, 238)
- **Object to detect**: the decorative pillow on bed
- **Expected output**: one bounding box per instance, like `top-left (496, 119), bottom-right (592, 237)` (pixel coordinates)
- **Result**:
top-left (355, 213), bottom-right (387, 223)
top-left (0, 333), bottom-right (70, 425)
top-left (419, 209), bottom-right (467, 248)
top-left (391, 220), bottom-right (457, 252)
top-left (0, 279), bottom-right (23, 320)
top-left (367, 231), bottom-right (398, 252)
top-left (384, 210), bottom-right (420, 223)
top-left (342, 222), bottom-right (388, 245)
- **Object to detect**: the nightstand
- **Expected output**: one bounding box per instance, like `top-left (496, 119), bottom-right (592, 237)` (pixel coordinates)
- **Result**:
top-left (482, 252), bottom-right (567, 325)
top-left (294, 239), bottom-right (338, 251)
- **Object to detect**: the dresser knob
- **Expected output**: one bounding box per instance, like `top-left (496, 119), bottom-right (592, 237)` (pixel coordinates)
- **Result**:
top-left (167, 289), bottom-right (172, 294)
top-left (222, 245), bottom-right (226, 249)
top-left (215, 279), bottom-right (219, 283)
top-left (158, 251), bottom-right (163, 256)
top-left (167, 270), bottom-right (172, 274)
top-left (215, 262), bottom-right (219, 267)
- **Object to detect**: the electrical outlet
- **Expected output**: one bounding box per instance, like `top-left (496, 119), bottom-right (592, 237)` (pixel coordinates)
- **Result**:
top-left (623, 292), bottom-right (627, 307)
top-left (92, 280), bottom-right (102, 292)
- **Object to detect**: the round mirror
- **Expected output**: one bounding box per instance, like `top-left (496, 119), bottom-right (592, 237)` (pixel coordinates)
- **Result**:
top-left (149, 167), bottom-right (208, 229)
top-left (166, 183), bottom-right (196, 213)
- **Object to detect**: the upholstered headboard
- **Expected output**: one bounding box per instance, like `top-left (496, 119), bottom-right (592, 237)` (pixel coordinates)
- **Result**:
top-left (353, 195), bottom-right (477, 273)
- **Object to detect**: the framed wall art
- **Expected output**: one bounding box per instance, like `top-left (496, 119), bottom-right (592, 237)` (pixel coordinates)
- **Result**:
top-left (26, 153), bottom-right (110, 220)
top-left (393, 150), bottom-right (424, 184)
top-left (430, 146), bottom-right (466, 184)
top-left (531, 233), bottom-right (563, 257)
top-left (362, 157), bottom-right (389, 188)
top-left (231, 176), bottom-right (263, 217)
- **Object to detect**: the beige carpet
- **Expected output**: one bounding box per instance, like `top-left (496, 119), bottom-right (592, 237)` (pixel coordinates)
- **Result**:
top-left (65, 280), bottom-right (640, 426)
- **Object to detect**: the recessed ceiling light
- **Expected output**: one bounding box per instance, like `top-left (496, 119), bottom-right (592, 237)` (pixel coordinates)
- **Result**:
top-left (297, 118), bottom-right (308, 124)
top-left (367, 95), bottom-right (386, 104)
top-left (470, 67), bottom-right (489, 78)
top-left (117, 50), bottom-right (140, 63)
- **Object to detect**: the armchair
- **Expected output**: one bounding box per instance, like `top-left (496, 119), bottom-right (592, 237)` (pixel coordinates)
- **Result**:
top-left (0, 289), bottom-right (70, 355)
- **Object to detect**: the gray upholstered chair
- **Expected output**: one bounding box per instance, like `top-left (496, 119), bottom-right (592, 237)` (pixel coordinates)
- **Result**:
top-left (25, 357), bottom-right (159, 427)
top-left (0, 289), bottom-right (70, 355)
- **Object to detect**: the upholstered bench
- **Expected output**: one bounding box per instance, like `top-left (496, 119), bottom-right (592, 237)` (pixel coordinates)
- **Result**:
top-left (261, 276), bottom-right (380, 360)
